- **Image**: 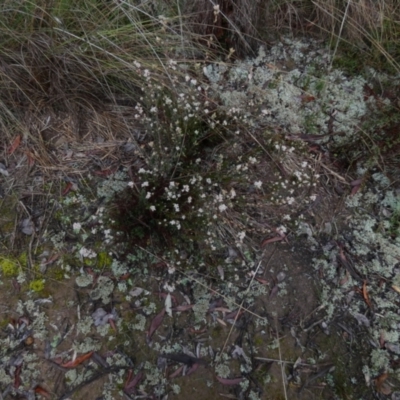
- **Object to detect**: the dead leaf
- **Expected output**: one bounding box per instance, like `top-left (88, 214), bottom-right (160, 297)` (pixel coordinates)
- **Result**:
top-left (351, 179), bottom-right (363, 186)
top-left (147, 308), bottom-right (165, 339)
top-left (14, 364), bottom-right (22, 388)
top-left (255, 277), bottom-right (269, 285)
top-left (188, 326), bottom-right (207, 334)
top-left (8, 135), bottom-right (21, 155)
top-left (375, 372), bottom-right (389, 394)
top-left (339, 271), bottom-right (350, 286)
top-left (25, 150), bottom-right (35, 167)
top-left (173, 304), bottom-right (194, 312)
top-left (213, 307), bottom-right (232, 313)
top-left (261, 236), bottom-right (284, 247)
top-left (217, 265), bottom-right (224, 280)
top-left (62, 182), bottom-right (74, 196)
top-left (216, 317), bottom-right (227, 326)
top-left (351, 184), bottom-right (361, 196)
top-left (385, 342), bottom-right (400, 354)
top-left (186, 363), bottom-right (200, 376)
top-left (61, 351), bottom-right (93, 368)
top-left (379, 331), bottom-right (386, 348)
top-left (392, 284), bottom-right (400, 294)
top-left (216, 376), bottom-right (243, 385)
top-left (352, 312), bottom-right (370, 327)
top-left (119, 272), bottom-right (130, 280)
top-left (362, 280), bottom-right (372, 308)
top-left (169, 365), bottom-right (184, 378)
top-left (109, 318), bottom-right (117, 333)
top-left (155, 292), bottom-right (177, 304)
top-left (300, 94), bottom-right (316, 103)
top-left (124, 370), bottom-right (144, 394)
top-left (93, 167), bottom-right (117, 177)
top-left (129, 287), bottom-right (145, 297)
top-left (34, 385), bottom-right (51, 398)
top-left (20, 218), bottom-right (34, 235)
top-left (269, 285), bottom-right (279, 298)
top-left (0, 163), bottom-right (9, 177)
top-left (165, 293), bottom-right (172, 317)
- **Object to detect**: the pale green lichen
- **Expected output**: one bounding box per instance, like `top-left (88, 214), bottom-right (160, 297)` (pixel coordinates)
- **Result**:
top-left (131, 314), bottom-right (147, 331)
top-left (77, 316), bottom-right (93, 335)
top-left (214, 363), bottom-right (231, 378)
top-left (76, 273), bottom-right (94, 287)
top-left (90, 276), bottom-right (114, 304)
top-left (72, 337), bottom-right (101, 353)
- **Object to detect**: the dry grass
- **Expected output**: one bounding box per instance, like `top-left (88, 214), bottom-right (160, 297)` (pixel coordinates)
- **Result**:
top-left (0, 0), bottom-right (220, 178)
top-left (0, 0), bottom-right (399, 179)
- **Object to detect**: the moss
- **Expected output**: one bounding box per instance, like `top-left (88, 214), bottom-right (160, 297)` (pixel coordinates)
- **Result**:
top-left (97, 251), bottom-right (113, 268)
top-left (0, 257), bottom-right (19, 276)
top-left (49, 268), bottom-right (66, 281)
top-left (18, 252), bottom-right (28, 266)
top-left (29, 279), bottom-right (45, 292)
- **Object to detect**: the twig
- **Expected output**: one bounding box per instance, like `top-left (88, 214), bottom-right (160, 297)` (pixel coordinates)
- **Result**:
top-left (221, 257), bottom-right (264, 354)
top-left (275, 316), bottom-right (288, 400)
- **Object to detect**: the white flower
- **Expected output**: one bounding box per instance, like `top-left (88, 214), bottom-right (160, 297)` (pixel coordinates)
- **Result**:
top-left (163, 283), bottom-right (175, 292)
top-left (73, 222), bottom-right (82, 233)
top-left (249, 157), bottom-right (257, 164)
top-left (287, 197), bottom-right (295, 205)
top-left (183, 185), bottom-right (190, 192)
top-left (173, 203), bottom-right (180, 212)
top-left (150, 205), bottom-right (156, 211)
top-left (142, 181), bottom-right (149, 187)
top-left (138, 168), bottom-right (146, 174)
top-left (168, 265), bottom-right (176, 274)
top-left (187, 196), bottom-right (192, 204)
top-left (146, 192), bottom-right (152, 199)
top-left (238, 231), bottom-right (246, 241)
top-left (276, 225), bottom-right (287, 236)
top-left (230, 188), bottom-right (236, 198)
top-left (79, 246), bottom-right (97, 259)
top-left (254, 181), bottom-right (262, 189)
top-left (218, 204), bottom-right (227, 212)
top-left (127, 181), bottom-right (134, 188)
top-left (169, 181), bottom-right (175, 188)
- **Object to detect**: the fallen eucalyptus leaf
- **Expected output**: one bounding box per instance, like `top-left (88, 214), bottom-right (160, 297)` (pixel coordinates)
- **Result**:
top-left (20, 218), bottom-right (34, 235)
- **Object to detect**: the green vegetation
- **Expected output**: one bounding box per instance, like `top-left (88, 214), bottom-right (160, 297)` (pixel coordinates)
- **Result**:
top-left (0, 257), bottom-right (19, 277)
